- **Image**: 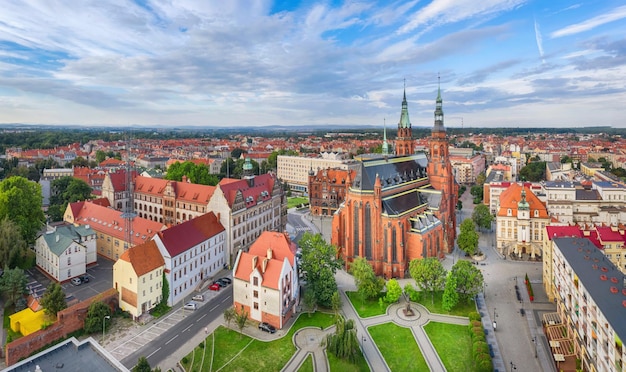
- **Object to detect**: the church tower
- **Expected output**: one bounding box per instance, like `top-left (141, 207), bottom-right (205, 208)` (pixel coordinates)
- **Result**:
top-left (395, 83), bottom-right (413, 156)
top-left (427, 76), bottom-right (458, 253)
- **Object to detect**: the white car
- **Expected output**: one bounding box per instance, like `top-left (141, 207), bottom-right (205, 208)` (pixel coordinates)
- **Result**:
top-left (192, 294), bottom-right (204, 302)
top-left (70, 277), bottom-right (82, 286)
top-left (183, 302), bottom-right (197, 311)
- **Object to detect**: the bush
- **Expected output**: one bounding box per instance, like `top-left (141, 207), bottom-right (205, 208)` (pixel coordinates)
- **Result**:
top-left (473, 341), bottom-right (488, 357)
top-left (182, 357), bottom-right (188, 364)
top-left (468, 311), bottom-right (481, 321)
top-left (470, 320), bottom-right (482, 328)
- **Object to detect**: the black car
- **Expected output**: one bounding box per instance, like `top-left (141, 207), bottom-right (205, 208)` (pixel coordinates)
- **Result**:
top-left (218, 277), bottom-right (232, 285)
top-left (214, 280), bottom-right (227, 288)
top-left (258, 322), bottom-right (276, 334)
top-left (80, 275), bottom-right (90, 283)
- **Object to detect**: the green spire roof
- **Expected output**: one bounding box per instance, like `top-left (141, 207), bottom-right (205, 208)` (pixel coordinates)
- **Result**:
top-left (398, 84), bottom-right (411, 129)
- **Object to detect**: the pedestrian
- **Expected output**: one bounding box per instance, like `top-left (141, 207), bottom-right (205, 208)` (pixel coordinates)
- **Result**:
top-left (205, 327), bottom-right (208, 334)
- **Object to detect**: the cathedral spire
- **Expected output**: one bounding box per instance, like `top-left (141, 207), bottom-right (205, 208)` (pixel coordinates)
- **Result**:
top-left (433, 74), bottom-right (445, 133)
top-left (398, 79), bottom-right (411, 129)
top-left (382, 118), bottom-right (389, 156)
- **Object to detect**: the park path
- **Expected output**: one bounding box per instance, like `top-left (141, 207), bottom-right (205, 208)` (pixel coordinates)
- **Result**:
top-left (281, 326), bottom-right (335, 372)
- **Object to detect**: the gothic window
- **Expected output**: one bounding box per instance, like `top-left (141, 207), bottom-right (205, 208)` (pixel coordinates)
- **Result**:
top-left (353, 204), bottom-right (359, 257)
top-left (383, 228), bottom-right (388, 262)
top-left (424, 235), bottom-right (428, 257)
top-left (436, 236), bottom-right (440, 254)
top-left (391, 227), bottom-right (397, 263)
top-left (364, 204), bottom-right (372, 259)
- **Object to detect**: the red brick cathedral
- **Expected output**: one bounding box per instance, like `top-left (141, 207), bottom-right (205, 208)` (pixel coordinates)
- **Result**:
top-left (331, 82), bottom-right (458, 278)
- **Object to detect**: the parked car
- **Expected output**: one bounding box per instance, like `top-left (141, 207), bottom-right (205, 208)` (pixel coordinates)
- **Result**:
top-left (80, 275), bottom-right (90, 283)
top-left (214, 280), bottom-right (227, 288)
top-left (70, 277), bottom-right (82, 286)
top-left (183, 302), bottom-right (197, 311)
top-left (192, 294), bottom-right (204, 302)
top-left (208, 283), bottom-right (220, 291)
top-left (218, 277), bottom-right (232, 285)
top-left (258, 322), bottom-right (276, 334)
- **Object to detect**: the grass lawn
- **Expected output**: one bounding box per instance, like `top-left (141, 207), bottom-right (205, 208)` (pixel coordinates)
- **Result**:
top-left (368, 323), bottom-right (428, 372)
top-left (417, 290), bottom-right (475, 317)
top-left (346, 291), bottom-right (387, 318)
top-left (297, 354), bottom-right (314, 372)
top-left (182, 312), bottom-right (336, 372)
top-left (424, 322), bottom-right (473, 371)
top-left (287, 196), bottom-right (309, 209)
top-left (327, 348), bottom-right (370, 372)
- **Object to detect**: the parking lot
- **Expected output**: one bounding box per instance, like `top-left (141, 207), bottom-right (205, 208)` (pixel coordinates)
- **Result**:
top-left (26, 257), bottom-right (114, 303)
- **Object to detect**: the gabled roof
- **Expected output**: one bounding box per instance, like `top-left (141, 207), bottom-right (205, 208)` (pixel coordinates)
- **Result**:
top-left (135, 176), bottom-right (215, 204)
top-left (595, 226), bottom-right (625, 243)
top-left (156, 212), bottom-right (225, 257)
top-left (352, 154), bottom-right (428, 191)
top-left (234, 231), bottom-right (296, 290)
top-left (67, 200), bottom-right (165, 246)
top-left (546, 225), bottom-right (583, 240)
top-left (497, 183), bottom-right (548, 218)
top-left (119, 240), bottom-right (164, 277)
top-left (218, 173), bottom-right (276, 208)
top-left (40, 224), bottom-right (95, 256)
top-left (107, 169), bottom-right (135, 192)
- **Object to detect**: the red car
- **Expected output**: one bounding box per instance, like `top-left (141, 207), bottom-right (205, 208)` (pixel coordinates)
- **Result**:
top-left (208, 283), bottom-right (220, 291)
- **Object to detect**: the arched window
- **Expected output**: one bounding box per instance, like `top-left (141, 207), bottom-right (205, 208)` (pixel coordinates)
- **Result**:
top-left (391, 227), bottom-right (397, 263)
top-left (364, 204), bottom-right (372, 259)
top-left (353, 204), bottom-right (359, 257)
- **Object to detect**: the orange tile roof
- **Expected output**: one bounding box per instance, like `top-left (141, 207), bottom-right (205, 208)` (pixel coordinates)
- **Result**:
top-left (156, 212), bottom-right (225, 257)
top-left (67, 200), bottom-right (165, 246)
top-left (135, 176), bottom-right (215, 204)
top-left (119, 240), bottom-right (164, 277)
top-left (234, 231), bottom-right (296, 290)
top-left (218, 174), bottom-right (276, 207)
top-left (497, 183), bottom-right (548, 218)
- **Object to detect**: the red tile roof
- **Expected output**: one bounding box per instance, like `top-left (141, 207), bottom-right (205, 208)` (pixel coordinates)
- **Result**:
top-left (218, 174), bottom-right (276, 208)
top-left (595, 227), bottom-right (625, 243)
top-left (119, 240), bottom-right (164, 277)
top-left (546, 226), bottom-right (584, 240)
top-left (135, 176), bottom-right (215, 204)
top-left (156, 212), bottom-right (224, 257)
top-left (67, 200), bottom-right (165, 246)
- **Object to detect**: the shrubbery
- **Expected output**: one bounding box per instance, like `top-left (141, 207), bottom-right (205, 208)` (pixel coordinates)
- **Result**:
top-left (467, 313), bottom-right (493, 372)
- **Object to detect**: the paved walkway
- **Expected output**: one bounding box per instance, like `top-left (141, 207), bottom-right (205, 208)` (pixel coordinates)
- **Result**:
top-left (282, 326), bottom-right (335, 372)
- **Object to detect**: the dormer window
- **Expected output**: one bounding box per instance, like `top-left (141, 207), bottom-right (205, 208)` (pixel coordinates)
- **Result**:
top-left (534, 210), bottom-right (539, 217)
top-left (507, 209), bottom-right (512, 216)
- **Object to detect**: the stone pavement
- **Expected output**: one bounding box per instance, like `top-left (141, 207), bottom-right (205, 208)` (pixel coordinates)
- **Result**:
top-left (282, 326), bottom-right (336, 372)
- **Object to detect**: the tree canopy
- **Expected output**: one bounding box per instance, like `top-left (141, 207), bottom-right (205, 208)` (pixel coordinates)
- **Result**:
top-left (41, 282), bottom-right (67, 318)
top-left (83, 301), bottom-right (112, 334)
top-left (0, 218), bottom-right (28, 269)
top-left (0, 176), bottom-right (46, 244)
top-left (519, 161), bottom-right (546, 182)
top-left (298, 232), bottom-right (343, 307)
top-left (0, 268), bottom-right (28, 307)
top-left (457, 219), bottom-right (479, 256)
top-left (408, 257), bottom-right (446, 304)
top-left (165, 161), bottom-right (219, 186)
top-left (350, 257), bottom-right (384, 302)
top-left (48, 176), bottom-right (93, 222)
top-left (442, 272), bottom-right (459, 312)
top-left (472, 204), bottom-right (494, 231)
top-left (450, 260), bottom-right (484, 304)
top-left (384, 278), bottom-right (402, 303)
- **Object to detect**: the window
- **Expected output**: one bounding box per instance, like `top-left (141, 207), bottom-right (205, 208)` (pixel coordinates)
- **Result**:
top-left (254, 290), bottom-right (258, 298)
top-left (253, 277), bottom-right (258, 286)
top-left (254, 302), bottom-right (259, 310)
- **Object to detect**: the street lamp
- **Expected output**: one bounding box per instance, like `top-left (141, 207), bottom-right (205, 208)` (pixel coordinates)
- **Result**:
top-left (532, 336), bottom-right (538, 358)
top-left (102, 315), bottom-right (111, 344)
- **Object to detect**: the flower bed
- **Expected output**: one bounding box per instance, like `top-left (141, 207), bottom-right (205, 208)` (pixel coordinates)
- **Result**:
top-left (525, 273), bottom-right (534, 302)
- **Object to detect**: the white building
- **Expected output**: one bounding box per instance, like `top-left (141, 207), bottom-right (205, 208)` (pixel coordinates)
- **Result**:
top-left (551, 237), bottom-right (626, 372)
top-left (277, 154), bottom-right (359, 194)
top-left (153, 212), bottom-right (226, 306)
top-left (34, 224), bottom-right (96, 282)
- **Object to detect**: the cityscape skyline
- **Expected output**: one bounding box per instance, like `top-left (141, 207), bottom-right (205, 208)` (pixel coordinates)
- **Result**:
top-left (0, 1), bottom-right (625, 128)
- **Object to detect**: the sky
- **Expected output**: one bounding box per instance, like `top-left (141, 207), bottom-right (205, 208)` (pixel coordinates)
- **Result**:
top-left (0, 0), bottom-right (625, 129)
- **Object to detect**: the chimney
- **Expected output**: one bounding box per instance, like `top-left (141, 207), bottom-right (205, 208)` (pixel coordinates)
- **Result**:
top-left (267, 248), bottom-right (273, 260)
top-left (262, 258), bottom-right (269, 273)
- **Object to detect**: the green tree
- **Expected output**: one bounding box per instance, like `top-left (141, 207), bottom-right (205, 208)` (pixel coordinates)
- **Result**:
top-left (132, 356), bottom-right (152, 372)
top-left (331, 291), bottom-right (341, 317)
top-left (472, 204), bottom-right (494, 231)
top-left (83, 301), bottom-right (112, 334)
top-left (41, 282), bottom-right (67, 318)
top-left (235, 308), bottom-right (249, 337)
top-left (450, 260), bottom-right (484, 304)
top-left (0, 267), bottom-right (28, 306)
top-left (470, 185), bottom-right (483, 202)
top-left (384, 278), bottom-right (402, 303)
top-left (0, 176), bottom-right (46, 243)
top-left (48, 176), bottom-right (93, 221)
top-left (408, 257), bottom-right (446, 304)
top-left (68, 157), bottom-right (89, 168)
top-left (231, 148), bottom-right (246, 159)
top-left (324, 315), bottom-right (359, 363)
top-left (224, 307), bottom-right (236, 328)
top-left (95, 150), bottom-right (107, 163)
top-left (475, 172), bottom-right (486, 186)
top-left (303, 288), bottom-right (317, 315)
top-left (165, 161), bottom-right (218, 186)
top-left (519, 161), bottom-right (546, 182)
top-left (350, 257), bottom-right (384, 303)
top-left (0, 217), bottom-right (28, 269)
top-left (457, 219), bottom-right (479, 256)
top-left (442, 272), bottom-right (459, 312)
top-left (299, 232), bottom-right (343, 307)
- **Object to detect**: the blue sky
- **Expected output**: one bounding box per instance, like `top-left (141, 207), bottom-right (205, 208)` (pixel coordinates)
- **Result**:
top-left (0, 0), bottom-right (625, 128)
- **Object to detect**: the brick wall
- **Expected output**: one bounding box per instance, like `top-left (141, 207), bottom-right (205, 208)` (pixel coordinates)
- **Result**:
top-left (5, 288), bottom-right (118, 366)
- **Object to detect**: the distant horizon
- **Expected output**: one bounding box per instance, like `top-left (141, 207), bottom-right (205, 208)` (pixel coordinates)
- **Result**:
top-left (1, 1), bottom-right (625, 128)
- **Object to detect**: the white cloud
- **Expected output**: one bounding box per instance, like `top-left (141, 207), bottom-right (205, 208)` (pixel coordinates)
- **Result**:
top-left (551, 5), bottom-right (626, 38)
top-left (534, 18), bottom-right (545, 63)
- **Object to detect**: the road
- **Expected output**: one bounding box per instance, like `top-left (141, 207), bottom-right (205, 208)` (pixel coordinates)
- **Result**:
top-left (120, 287), bottom-right (233, 370)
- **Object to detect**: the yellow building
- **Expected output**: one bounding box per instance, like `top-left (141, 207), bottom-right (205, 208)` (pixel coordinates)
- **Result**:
top-left (113, 240), bottom-right (165, 319)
